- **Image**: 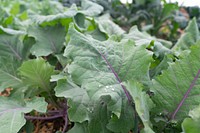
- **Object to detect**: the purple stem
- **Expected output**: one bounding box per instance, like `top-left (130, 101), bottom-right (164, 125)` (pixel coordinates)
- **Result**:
top-left (62, 113), bottom-right (68, 133)
top-left (62, 100), bottom-right (68, 133)
top-left (100, 53), bottom-right (132, 102)
top-left (171, 69), bottom-right (200, 120)
top-left (25, 114), bottom-right (63, 120)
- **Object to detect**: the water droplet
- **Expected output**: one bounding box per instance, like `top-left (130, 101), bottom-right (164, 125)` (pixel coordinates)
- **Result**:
top-left (104, 88), bottom-right (108, 92)
top-left (88, 107), bottom-right (94, 113)
top-left (98, 84), bottom-right (102, 88)
top-left (106, 86), bottom-right (109, 89)
top-left (111, 88), bottom-right (115, 91)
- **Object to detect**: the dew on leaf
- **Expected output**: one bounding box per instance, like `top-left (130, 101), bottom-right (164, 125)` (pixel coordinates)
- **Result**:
top-left (98, 84), bottom-right (102, 88)
top-left (104, 88), bottom-right (108, 92)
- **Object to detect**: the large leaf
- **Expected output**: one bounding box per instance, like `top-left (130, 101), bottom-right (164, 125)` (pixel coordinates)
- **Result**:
top-left (182, 105), bottom-right (200, 133)
top-left (0, 97), bottom-right (47, 133)
top-left (18, 58), bottom-right (54, 91)
top-left (151, 44), bottom-right (200, 121)
top-left (64, 24), bottom-right (152, 113)
top-left (0, 57), bottom-right (22, 92)
top-left (28, 24), bottom-right (66, 57)
top-left (125, 81), bottom-right (154, 133)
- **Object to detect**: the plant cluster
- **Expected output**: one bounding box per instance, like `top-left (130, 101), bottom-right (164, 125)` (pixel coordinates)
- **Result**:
top-left (0, 0), bottom-right (200, 133)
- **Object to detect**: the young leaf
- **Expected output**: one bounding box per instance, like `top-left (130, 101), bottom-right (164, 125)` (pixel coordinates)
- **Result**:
top-left (18, 58), bottom-right (54, 90)
top-left (0, 97), bottom-right (47, 133)
top-left (28, 25), bottom-right (66, 57)
top-left (151, 44), bottom-right (200, 121)
top-left (125, 81), bottom-right (155, 133)
top-left (182, 105), bottom-right (200, 132)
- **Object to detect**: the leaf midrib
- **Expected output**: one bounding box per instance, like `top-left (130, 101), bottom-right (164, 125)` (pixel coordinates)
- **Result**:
top-left (171, 69), bottom-right (200, 120)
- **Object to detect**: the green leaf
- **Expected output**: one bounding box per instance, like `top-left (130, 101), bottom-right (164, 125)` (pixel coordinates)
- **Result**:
top-left (188, 105), bottom-right (200, 120)
top-left (88, 97), bottom-right (112, 133)
top-left (150, 54), bottom-right (173, 78)
top-left (172, 18), bottom-right (200, 53)
top-left (0, 57), bottom-right (22, 92)
top-left (80, 0), bottom-right (103, 16)
top-left (0, 26), bottom-right (29, 60)
top-left (55, 78), bottom-right (90, 122)
top-left (182, 105), bottom-right (200, 133)
top-left (68, 122), bottom-right (89, 133)
top-left (10, 2), bottom-right (20, 15)
top-left (64, 24), bottom-right (152, 114)
top-left (73, 13), bottom-right (86, 30)
top-left (55, 78), bottom-right (112, 133)
top-left (87, 27), bottom-right (108, 41)
top-left (151, 44), bottom-right (200, 121)
top-left (125, 81), bottom-right (154, 133)
top-left (0, 97), bottom-right (47, 133)
top-left (162, 3), bottom-right (178, 17)
top-left (0, 26), bottom-right (25, 35)
top-left (96, 14), bottom-right (125, 36)
top-left (28, 24), bottom-right (66, 57)
top-left (124, 26), bottom-right (172, 48)
top-left (31, 0), bottom-right (103, 27)
top-left (31, 6), bottom-right (77, 26)
top-left (18, 58), bottom-right (54, 90)
top-left (107, 99), bottom-right (135, 133)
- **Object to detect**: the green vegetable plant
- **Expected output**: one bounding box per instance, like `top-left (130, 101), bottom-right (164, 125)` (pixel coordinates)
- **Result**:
top-left (0, 0), bottom-right (200, 133)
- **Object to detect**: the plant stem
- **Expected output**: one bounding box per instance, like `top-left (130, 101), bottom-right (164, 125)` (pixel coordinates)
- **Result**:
top-left (25, 114), bottom-right (63, 120)
top-left (62, 114), bottom-right (68, 133)
top-left (62, 100), bottom-right (68, 133)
